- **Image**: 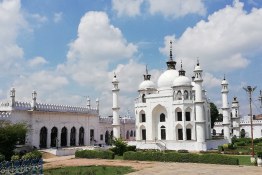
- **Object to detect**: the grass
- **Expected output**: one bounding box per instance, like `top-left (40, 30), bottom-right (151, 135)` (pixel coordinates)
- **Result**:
top-left (229, 155), bottom-right (254, 166)
top-left (44, 165), bottom-right (135, 175)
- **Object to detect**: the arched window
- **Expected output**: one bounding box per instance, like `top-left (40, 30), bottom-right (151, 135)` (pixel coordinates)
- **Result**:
top-left (221, 129), bottom-right (224, 136)
top-left (51, 127), bottom-right (58, 147)
top-left (142, 94), bottom-right (146, 103)
top-left (160, 126), bottom-right (166, 140)
top-left (61, 127), bottom-right (67, 147)
top-left (126, 130), bottom-right (130, 140)
top-left (40, 127), bottom-right (47, 148)
top-left (140, 110), bottom-right (146, 123)
top-left (213, 129), bottom-right (216, 136)
top-left (79, 127), bottom-right (85, 146)
top-left (130, 130), bottom-right (133, 137)
top-left (176, 91), bottom-right (182, 100)
top-left (184, 90), bottom-right (189, 100)
top-left (70, 127), bottom-right (76, 146)
top-left (160, 113), bottom-right (165, 122)
top-left (240, 129), bottom-right (245, 138)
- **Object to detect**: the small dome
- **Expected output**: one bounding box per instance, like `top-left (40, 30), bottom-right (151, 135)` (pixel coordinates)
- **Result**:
top-left (173, 76), bottom-right (191, 87)
top-left (139, 80), bottom-right (155, 90)
top-left (157, 69), bottom-right (179, 88)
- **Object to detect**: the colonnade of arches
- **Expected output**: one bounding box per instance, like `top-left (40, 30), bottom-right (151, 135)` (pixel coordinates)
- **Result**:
top-left (125, 130), bottom-right (136, 140)
top-left (39, 126), bottom-right (85, 148)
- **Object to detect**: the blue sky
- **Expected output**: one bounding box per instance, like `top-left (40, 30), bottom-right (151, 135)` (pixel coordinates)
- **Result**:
top-left (0, 0), bottom-right (261, 117)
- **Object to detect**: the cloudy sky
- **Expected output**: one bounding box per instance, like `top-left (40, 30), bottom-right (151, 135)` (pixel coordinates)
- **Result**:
top-left (0, 0), bottom-right (261, 117)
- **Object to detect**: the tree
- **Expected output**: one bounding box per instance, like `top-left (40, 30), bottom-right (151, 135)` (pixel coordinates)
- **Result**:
top-left (0, 121), bottom-right (28, 160)
top-left (210, 102), bottom-right (220, 128)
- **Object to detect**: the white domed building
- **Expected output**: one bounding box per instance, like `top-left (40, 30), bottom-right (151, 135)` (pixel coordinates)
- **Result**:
top-left (134, 42), bottom-right (228, 151)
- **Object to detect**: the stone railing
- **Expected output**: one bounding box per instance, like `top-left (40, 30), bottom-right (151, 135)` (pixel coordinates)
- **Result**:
top-left (99, 117), bottom-right (135, 124)
top-left (14, 102), bottom-right (31, 110)
top-left (35, 103), bottom-right (98, 114)
top-left (0, 112), bottom-right (11, 118)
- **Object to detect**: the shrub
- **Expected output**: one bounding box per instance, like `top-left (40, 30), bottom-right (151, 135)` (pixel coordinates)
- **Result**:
top-left (177, 150), bottom-right (189, 153)
top-left (21, 150), bottom-right (42, 160)
top-left (11, 155), bottom-right (20, 161)
top-left (75, 150), bottom-right (114, 159)
top-left (235, 141), bottom-right (246, 146)
top-left (257, 152), bottom-right (262, 159)
top-left (123, 151), bottom-right (239, 165)
top-left (126, 145), bottom-right (136, 152)
top-left (0, 153), bottom-right (5, 162)
top-left (111, 138), bottom-right (128, 156)
top-left (218, 146), bottom-right (224, 152)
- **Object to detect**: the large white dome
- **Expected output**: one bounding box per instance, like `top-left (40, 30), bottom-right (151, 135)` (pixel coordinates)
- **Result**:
top-left (173, 76), bottom-right (191, 87)
top-left (139, 80), bottom-right (156, 90)
top-left (157, 69), bottom-right (179, 88)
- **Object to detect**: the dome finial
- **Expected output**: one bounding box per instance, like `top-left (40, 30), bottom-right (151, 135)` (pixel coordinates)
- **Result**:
top-left (170, 40), bottom-right (173, 61)
top-left (179, 60), bottom-right (185, 76)
top-left (197, 57), bottom-right (200, 66)
top-left (143, 65), bottom-right (151, 80)
top-left (114, 72), bottom-right (116, 78)
top-left (166, 40), bottom-right (176, 70)
top-left (223, 74), bottom-right (226, 80)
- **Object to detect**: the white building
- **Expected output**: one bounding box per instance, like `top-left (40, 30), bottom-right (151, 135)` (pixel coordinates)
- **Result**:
top-left (133, 42), bottom-right (227, 151)
top-left (0, 83), bottom-right (135, 149)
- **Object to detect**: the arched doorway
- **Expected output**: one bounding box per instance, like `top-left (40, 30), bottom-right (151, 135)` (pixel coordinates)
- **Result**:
top-left (240, 129), bottom-right (245, 138)
top-left (160, 126), bottom-right (166, 140)
top-left (70, 127), bottom-right (76, 146)
top-left (51, 127), bottom-right (58, 147)
top-left (40, 127), bottom-right (47, 148)
top-left (79, 127), bottom-right (85, 146)
top-left (105, 131), bottom-right (109, 145)
top-left (126, 130), bottom-right (130, 140)
top-left (61, 127), bottom-right (67, 147)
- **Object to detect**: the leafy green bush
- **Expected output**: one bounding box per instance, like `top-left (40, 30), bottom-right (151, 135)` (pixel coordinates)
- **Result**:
top-left (0, 153), bottom-right (5, 162)
top-left (21, 150), bottom-right (42, 160)
top-left (110, 138), bottom-right (128, 156)
top-left (11, 155), bottom-right (20, 161)
top-left (123, 151), bottom-right (239, 165)
top-left (257, 152), bottom-right (262, 158)
top-left (235, 141), bottom-right (246, 146)
top-left (218, 146), bottom-right (224, 152)
top-left (126, 145), bottom-right (136, 152)
top-left (75, 150), bottom-right (114, 159)
top-left (177, 150), bottom-right (189, 153)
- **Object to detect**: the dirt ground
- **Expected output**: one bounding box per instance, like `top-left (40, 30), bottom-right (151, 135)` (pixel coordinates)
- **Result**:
top-left (44, 155), bottom-right (262, 175)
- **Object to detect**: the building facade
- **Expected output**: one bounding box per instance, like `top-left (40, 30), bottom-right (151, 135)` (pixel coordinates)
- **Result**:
top-left (0, 87), bottom-right (135, 149)
top-left (133, 42), bottom-right (227, 151)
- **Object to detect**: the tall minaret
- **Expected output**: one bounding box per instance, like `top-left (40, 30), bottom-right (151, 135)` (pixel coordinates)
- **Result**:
top-left (166, 41), bottom-right (176, 70)
top-left (231, 97), bottom-right (240, 137)
top-left (31, 90), bottom-right (37, 110)
top-left (194, 61), bottom-right (206, 143)
top-left (221, 76), bottom-right (231, 143)
top-left (112, 73), bottom-right (120, 139)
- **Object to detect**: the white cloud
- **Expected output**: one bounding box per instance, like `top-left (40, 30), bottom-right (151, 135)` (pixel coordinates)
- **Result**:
top-left (146, 0), bottom-right (206, 18)
top-left (160, 0), bottom-right (262, 72)
top-left (203, 72), bottom-right (221, 89)
top-left (0, 0), bottom-right (26, 73)
top-left (31, 13), bottom-right (48, 23)
top-left (53, 12), bottom-right (63, 23)
top-left (28, 56), bottom-right (48, 67)
top-left (112, 0), bottom-right (143, 17)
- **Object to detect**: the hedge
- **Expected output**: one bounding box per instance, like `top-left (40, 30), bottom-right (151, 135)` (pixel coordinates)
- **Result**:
top-left (21, 150), bottom-right (42, 160)
top-left (0, 153), bottom-right (5, 162)
top-left (123, 151), bottom-right (239, 165)
top-left (75, 150), bottom-right (114, 159)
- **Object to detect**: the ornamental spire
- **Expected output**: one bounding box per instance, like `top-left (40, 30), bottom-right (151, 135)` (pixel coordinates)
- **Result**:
top-left (166, 40), bottom-right (176, 70)
top-left (179, 60), bottom-right (185, 76)
top-left (143, 65), bottom-right (151, 80)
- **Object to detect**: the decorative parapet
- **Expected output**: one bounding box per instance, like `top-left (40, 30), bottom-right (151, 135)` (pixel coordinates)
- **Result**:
top-left (0, 111), bottom-right (11, 118)
top-left (99, 117), bottom-right (135, 124)
top-left (214, 122), bottom-right (223, 126)
top-left (0, 100), bottom-right (98, 115)
top-left (240, 120), bottom-right (262, 125)
top-left (35, 102), bottom-right (98, 114)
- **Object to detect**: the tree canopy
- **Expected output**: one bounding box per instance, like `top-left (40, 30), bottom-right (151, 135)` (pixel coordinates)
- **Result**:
top-left (210, 102), bottom-right (222, 128)
top-left (0, 121), bottom-right (28, 160)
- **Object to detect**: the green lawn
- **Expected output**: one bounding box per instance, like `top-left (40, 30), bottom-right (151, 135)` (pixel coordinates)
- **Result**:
top-left (44, 165), bottom-right (135, 175)
top-left (230, 155), bottom-right (254, 166)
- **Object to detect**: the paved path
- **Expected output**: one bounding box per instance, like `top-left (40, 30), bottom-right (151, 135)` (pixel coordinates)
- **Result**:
top-left (44, 156), bottom-right (262, 175)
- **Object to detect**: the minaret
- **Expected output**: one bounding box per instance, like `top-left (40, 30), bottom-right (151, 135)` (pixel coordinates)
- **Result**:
top-left (143, 65), bottom-right (151, 81)
top-left (166, 41), bottom-right (176, 70)
top-left (10, 87), bottom-right (15, 107)
top-left (31, 90), bottom-right (37, 110)
top-left (112, 73), bottom-right (120, 139)
top-left (221, 75), bottom-right (231, 143)
top-left (96, 98), bottom-right (99, 111)
top-left (193, 60), bottom-right (206, 143)
top-left (179, 60), bottom-right (186, 76)
top-left (231, 97), bottom-right (240, 137)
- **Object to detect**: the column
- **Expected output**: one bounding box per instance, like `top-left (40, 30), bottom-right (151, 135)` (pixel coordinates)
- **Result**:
top-left (47, 128), bottom-right (51, 148)
top-left (67, 128), bottom-right (71, 147)
top-left (76, 128), bottom-right (79, 146)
